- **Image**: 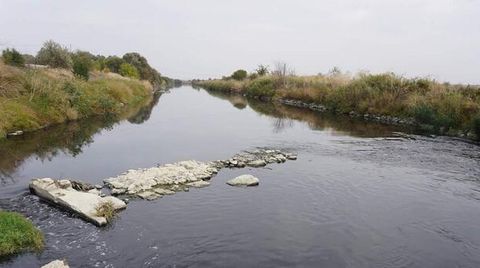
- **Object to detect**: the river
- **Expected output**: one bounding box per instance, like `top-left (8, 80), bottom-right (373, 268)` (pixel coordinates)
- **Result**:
top-left (1, 86), bottom-right (480, 268)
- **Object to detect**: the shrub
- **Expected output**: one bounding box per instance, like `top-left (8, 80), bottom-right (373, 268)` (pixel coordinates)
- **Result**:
top-left (231, 69), bottom-right (248, 80)
top-left (2, 48), bottom-right (25, 67)
top-left (0, 211), bottom-right (44, 256)
top-left (36, 40), bottom-right (72, 68)
top-left (119, 63), bottom-right (139, 79)
top-left (95, 201), bottom-right (116, 222)
top-left (412, 104), bottom-right (437, 125)
top-left (105, 56), bottom-right (125, 74)
top-left (246, 76), bottom-right (275, 98)
top-left (72, 52), bottom-right (93, 80)
top-left (472, 114), bottom-right (480, 139)
top-left (256, 65), bottom-right (269, 76)
top-left (122, 52), bottom-right (162, 84)
top-left (22, 54), bottom-right (36, 65)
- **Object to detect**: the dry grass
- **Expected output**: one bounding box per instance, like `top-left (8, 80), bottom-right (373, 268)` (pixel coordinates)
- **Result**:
top-left (0, 61), bottom-right (153, 139)
top-left (95, 201), bottom-right (116, 222)
top-left (196, 72), bottom-right (480, 137)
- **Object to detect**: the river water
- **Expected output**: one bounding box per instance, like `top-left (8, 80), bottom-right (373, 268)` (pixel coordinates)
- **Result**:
top-left (1, 86), bottom-right (480, 268)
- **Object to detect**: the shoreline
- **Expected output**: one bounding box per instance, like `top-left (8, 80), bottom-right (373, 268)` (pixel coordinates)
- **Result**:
top-left (196, 85), bottom-right (478, 142)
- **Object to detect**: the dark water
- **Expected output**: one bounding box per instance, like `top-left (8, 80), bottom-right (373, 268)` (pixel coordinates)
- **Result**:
top-left (1, 86), bottom-right (480, 268)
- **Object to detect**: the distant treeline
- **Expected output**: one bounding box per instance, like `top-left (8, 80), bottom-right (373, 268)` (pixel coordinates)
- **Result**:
top-left (1, 40), bottom-right (176, 87)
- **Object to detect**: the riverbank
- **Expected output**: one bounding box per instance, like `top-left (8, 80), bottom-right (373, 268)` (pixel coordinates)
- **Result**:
top-left (195, 73), bottom-right (480, 140)
top-left (0, 61), bottom-right (154, 139)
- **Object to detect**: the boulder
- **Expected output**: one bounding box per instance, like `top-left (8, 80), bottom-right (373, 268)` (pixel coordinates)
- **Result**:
top-left (227, 175), bottom-right (260, 186)
top-left (41, 260), bottom-right (69, 268)
top-left (29, 178), bottom-right (126, 226)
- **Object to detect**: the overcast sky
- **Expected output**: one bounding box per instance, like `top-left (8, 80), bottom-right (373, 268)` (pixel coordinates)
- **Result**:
top-left (1, 0), bottom-right (479, 83)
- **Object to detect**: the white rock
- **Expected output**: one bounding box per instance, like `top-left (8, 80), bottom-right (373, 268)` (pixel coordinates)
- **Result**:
top-left (186, 180), bottom-right (211, 188)
top-left (104, 160), bottom-right (218, 198)
top-left (29, 178), bottom-right (126, 226)
top-left (247, 160), bottom-right (266, 167)
top-left (227, 175), bottom-right (260, 186)
top-left (153, 188), bottom-right (176, 195)
top-left (41, 260), bottom-right (69, 268)
top-left (137, 191), bottom-right (161, 200)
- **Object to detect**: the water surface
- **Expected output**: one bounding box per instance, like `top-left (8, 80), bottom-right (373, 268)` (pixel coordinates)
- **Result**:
top-left (1, 86), bottom-right (480, 268)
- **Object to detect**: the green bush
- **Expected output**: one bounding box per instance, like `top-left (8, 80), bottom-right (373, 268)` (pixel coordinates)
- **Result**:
top-left (412, 104), bottom-right (437, 125)
top-left (472, 114), bottom-right (480, 139)
top-left (119, 63), bottom-right (139, 79)
top-left (231, 69), bottom-right (248, 80)
top-left (2, 48), bottom-right (25, 67)
top-left (123, 52), bottom-right (162, 84)
top-left (0, 211), bottom-right (44, 256)
top-left (246, 76), bottom-right (275, 98)
top-left (36, 40), bottom-right (72, 68)
top-left (105, 56), bottom-right (125, 73)
top-left (72, 52), bottom-right (93, 80)
top-left (22, 54), bottom-right (36, 65)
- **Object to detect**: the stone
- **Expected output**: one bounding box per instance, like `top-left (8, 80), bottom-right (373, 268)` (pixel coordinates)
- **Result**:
top-left (6, 130), bottom-right (24, 137)
top-left (137, 191), bottom-right (161, 200)
top-left (104, 160), bottom-right (219, 200)
top-left (29, 178), bottom-right (127, 226)
top-left (70, 180), bottom-right (95, 191)
top-left (100, 149), bottom-right (297, 200)
top-left (247, 160), bottom-right (267, 167)
top-left (285, 153), bottom-right (297, 160)
top-left (41, 260), bottom-right (69, 268)
top-left (186, 180), bottom-right (211, 188)
top-left (153, 188), bottom-right (176, 195)
top-left (227, 175), bottom-right (260, 186)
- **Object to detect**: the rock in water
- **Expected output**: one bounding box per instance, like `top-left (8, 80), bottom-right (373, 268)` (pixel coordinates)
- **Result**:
top-left (29, 178), bottom-right (126, 226)
top-left (186, 180), bottom-right (211, 188)
top-left (104, 160), bottom-right (218, 200)
top-left (41, 260), bottom-right (69, 268)
top-left (247, 160), bottom-right (267, 167)
top-left (227, 175), bottom-right (260, 186)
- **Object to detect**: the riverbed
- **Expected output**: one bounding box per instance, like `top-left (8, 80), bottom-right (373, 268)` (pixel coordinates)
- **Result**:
top-left (1, 86), bottom-right (480, 268)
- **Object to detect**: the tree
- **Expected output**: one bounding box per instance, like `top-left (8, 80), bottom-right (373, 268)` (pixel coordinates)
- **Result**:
top-left (122, 52), bottom-right (162, 84)
top-left (329, 66), bottom-right (342, 76)
top-left (36, 40), bottom-right (72, 68)
top-left (22, 54), bottom-right (36, 64)
top-left (72, 51), bottom-right (93, 80)
top-left (231, 69), bottom-right (248, 80)
top-left (256, 65), bottom-right (269, 76)
top-left (2, 48), bottom-right (25, 67)
top-left (272, 62), bottom-right (294, 87)
top-left (119, 63), bottom-right (139, 79)
top-left (105, 56), bottom-right (125, 73)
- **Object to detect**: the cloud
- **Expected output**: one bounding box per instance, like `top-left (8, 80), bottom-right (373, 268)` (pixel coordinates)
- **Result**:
top-left (0, 0), bottom-right (478, 83)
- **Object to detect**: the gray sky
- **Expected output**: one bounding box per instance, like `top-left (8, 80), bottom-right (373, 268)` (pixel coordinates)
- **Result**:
top-left (1, 0), bottom-right (479, 83)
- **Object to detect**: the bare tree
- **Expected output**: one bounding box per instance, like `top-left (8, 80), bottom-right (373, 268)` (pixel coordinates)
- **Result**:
top-left (273, 61), bottom-right (295, 88)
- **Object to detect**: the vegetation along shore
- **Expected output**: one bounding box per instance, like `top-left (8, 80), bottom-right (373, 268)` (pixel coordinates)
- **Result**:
top-left (0, 40), bottom-right (174, 140)
top-left (195, 64), bottom-right (480, 140)
top-left (0, 211), bottom-right (44, 257)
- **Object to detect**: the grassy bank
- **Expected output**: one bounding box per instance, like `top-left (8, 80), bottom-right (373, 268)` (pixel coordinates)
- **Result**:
top-left (0, 61), bottom-right (153, 139)
top-left (196, 73), bottom-right (480, 139)
top-left (0, 211), bottom-right (44, 257)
